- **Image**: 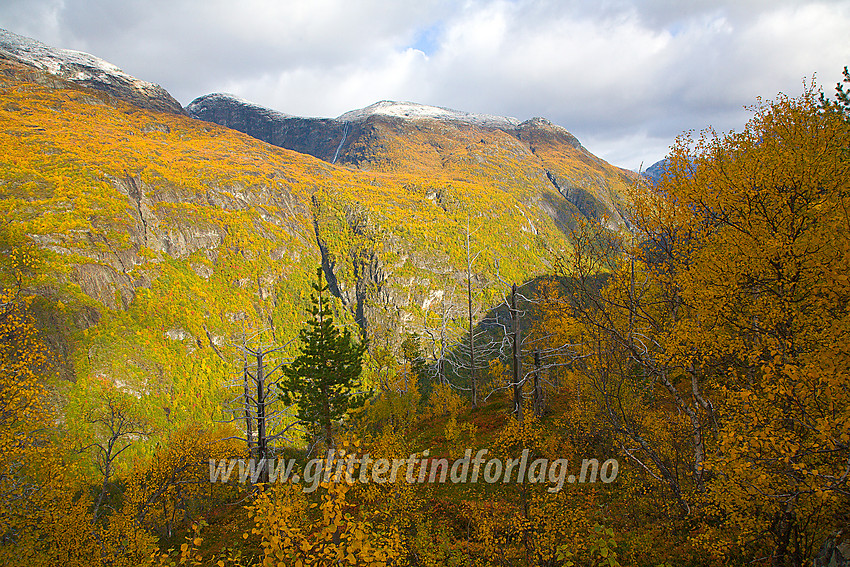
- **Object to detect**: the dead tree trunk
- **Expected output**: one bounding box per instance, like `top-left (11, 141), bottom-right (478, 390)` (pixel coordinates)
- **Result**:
top-left (511, 283), bottom-right (523, 422)
top-left (533, 349), bottom-right (543, 418)
top-left (255, 348), bottom-right (268, 483)
top-left (466, 220), bottom-right (477, 407)
top-left (243, 360), bottom-right (255, 458)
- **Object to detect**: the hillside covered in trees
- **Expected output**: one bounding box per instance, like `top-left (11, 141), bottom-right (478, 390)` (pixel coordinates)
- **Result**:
top-left (1, 29), bottom-right (849, 567)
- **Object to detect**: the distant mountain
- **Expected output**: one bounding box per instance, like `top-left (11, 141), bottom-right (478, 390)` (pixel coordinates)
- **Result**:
top-left (336, 99), bottom-right (523, 129)
top-left (185, 95), bottom-right (545, 164)
top-left (187, 94), bottom-right (634, 230)
top-left (642, 158), bottom-right (669, 184)
top-left (0, 27), bottom-right (184, 114)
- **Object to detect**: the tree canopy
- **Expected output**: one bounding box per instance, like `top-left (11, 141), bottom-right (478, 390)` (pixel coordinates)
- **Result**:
top-left (545, 81), bottom-right (850, 565)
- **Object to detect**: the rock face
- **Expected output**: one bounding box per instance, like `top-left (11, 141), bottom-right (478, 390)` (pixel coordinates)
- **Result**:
top-left (0, 28), bottom-right (184, 114)
top-left (186, 93), bottom-right (348, 162)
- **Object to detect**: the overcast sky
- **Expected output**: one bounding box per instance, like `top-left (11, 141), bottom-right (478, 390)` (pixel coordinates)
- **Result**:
top-left (1, 0), bottom-right (848, 169)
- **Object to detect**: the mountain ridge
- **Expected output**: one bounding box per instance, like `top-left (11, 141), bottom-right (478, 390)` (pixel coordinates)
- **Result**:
top-left (185, 92), bottom-right (631, 229)
top-left (185, 93), bottom-right (589, 162)
top-left (335, 99), bottom-right (523, 129)
top-left (0, 27), bottom-right (184, 114)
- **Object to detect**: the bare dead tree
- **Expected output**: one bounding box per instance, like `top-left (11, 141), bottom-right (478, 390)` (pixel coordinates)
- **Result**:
top-left (219, 329), bottom-right (300, 484)
top-left (421, 218), bottom-right (502, 405)
top-left (423, 284), bottom-right (460, 387)
top-left (481, 261), bottom-right (587, 422)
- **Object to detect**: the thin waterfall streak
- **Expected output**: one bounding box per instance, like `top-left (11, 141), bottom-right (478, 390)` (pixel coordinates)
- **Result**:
top-left (332, 121), bottom-right (349, 164)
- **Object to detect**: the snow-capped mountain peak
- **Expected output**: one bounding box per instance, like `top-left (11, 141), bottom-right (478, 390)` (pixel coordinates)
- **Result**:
top-left (337, 100), bottom-right (521, 129)
top-left (0, 28), bottom-right (184, 114)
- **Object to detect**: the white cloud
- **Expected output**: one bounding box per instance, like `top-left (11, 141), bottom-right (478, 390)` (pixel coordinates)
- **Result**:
top-left (223, 47), bottom-right (432, 117)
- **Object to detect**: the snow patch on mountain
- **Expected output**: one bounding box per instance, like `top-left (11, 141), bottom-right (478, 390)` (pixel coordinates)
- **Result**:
top-left (338, 100), bottom-right (522, 129)
top-left (0, 27), bottom-right (184, 113)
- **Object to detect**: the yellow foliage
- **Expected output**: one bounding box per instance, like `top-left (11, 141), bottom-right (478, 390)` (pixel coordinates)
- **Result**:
top-left (424, 382), bottom-right (466, 420)
top-left (124, 423), bottom-right (243, 538)
top-left (246, 448), bottom-right (404, 566)
top-left (632, 85), bottom-right (850, 561)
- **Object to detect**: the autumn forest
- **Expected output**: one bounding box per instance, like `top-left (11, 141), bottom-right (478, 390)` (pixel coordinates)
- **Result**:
top-left (1, 40), bottom-right (849, 567)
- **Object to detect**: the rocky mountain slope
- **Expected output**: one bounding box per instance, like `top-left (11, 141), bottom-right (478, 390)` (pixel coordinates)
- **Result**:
top-left (0, 28), bottom-right (184, 114)
top-left (187, 94), bottom-right (635, 230)
top-left (642, 158), bottom-right (669, 184)
top-left (0, 29), bottom-right (635, 427)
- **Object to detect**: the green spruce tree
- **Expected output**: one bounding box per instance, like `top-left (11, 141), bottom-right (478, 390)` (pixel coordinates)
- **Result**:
top-left (282, 267), bottom-right (368, 449)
